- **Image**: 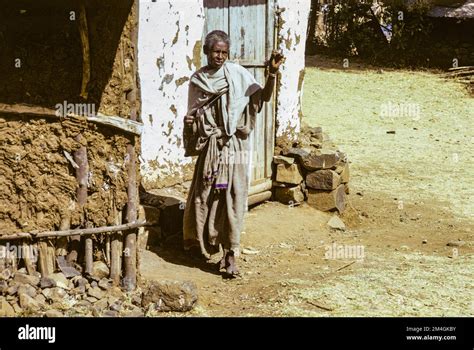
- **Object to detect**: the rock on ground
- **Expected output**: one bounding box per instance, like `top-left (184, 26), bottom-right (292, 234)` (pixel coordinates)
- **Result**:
top-left (141, 280), bottom-right (198, 312)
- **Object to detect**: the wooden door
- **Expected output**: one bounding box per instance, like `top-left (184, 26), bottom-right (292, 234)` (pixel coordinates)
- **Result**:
top-left (202, 0), bottom-right (275, 196)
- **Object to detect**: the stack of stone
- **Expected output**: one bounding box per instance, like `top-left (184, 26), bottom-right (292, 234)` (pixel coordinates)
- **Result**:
top-left (0, 262), bottom-right (197, 317)
top-left (272, 126), bottom-right (350, 213)
top-left (273, 155), bottom-right (306, 205)
top-left (0, 263), bottom-right (144, 317)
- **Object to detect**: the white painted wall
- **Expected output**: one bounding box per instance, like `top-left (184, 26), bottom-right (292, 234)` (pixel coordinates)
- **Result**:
top-left (138, 0), bottom-right (205, 190)
top-left (275, 0), bottom-right (311, 141)
top-left (138, 0), bottom-right (310, 189)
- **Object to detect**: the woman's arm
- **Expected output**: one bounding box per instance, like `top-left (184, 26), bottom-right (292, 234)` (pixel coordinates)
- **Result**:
top-left (261, 74), bottom-right (277, 102)
top-left (261, 51), bottom-right (285, 102)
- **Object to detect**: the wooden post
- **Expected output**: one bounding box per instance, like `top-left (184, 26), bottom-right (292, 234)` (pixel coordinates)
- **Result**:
top-left (105, 236), bottom-right (111, 267)
top-left (84, 234), bottom-right (93, 276)
top-left (68, 134), bottom-right (89, 269)
top-left (122, 0), bottom-right (140, 291)
top-left (110, 210), bottom-right (122, 286)
top-left (56, 214), bottom-right (71, 257)
top-left (38, 240), bottom-right (55, 277)
top-left (69, 1), bottom-right (92, 270)
top-left (123, 144), bottom-right (138, 290)
top-left (36, 211), bottom-right (54, 274)
top-left (22, 241), bottom-right (36, 275)
top-left (136, 205), bottom-right (147, 283)
top-left (0, 245), bottom-right (4, 271)
top-left (6, 245), bottom-right (17, 273)
top-left (78, 1), bottom-right (91, 100)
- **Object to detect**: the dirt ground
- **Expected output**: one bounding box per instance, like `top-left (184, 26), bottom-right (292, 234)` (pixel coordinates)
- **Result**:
top-left (141, 55), bottom-right (473, 317)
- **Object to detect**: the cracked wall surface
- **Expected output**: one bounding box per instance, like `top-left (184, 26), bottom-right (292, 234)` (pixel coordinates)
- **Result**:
top-left (138, 0), bottom-right (205, 190)
top-left (275, 0), bottom-right (311, 143)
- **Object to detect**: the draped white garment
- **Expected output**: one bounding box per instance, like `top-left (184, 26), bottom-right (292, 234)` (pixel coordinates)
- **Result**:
top-left (183, 61), bottom-right (263, 257)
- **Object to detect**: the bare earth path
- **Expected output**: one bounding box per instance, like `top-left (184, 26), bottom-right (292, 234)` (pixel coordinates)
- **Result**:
top-left (141, 56), bottom-right (474, 317)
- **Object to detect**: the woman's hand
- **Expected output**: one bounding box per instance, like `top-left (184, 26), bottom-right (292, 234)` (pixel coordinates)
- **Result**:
top-left (184, 115), bottom-right (195, 126)
top-left (268, 50), bottom-right (285, 74)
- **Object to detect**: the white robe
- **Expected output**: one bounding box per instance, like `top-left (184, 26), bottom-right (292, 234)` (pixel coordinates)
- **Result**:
top-left (183, 61), bottom-right (263, 257)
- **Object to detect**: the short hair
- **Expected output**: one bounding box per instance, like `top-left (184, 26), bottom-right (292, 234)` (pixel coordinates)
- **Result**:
top-left (203, 30), bottom-right (230, 55)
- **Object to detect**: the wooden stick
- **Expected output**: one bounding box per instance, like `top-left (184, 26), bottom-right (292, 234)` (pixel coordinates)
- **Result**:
top-left (105, 235), bottom-right (111, 267)
top-left (37, 210), bottom-right (54, 274)
top-left (136, 205), bottom-right (147, 283)
top-left (7, 246), bottom-right (18, 273)
top-left (110, 9), bottom-right (126, 286)
top-left (84, 235), bottom-right (93, 275)
top-left (136, 205), bottom-right (148, 253)
top-left (38, 241), bottom-right (48, 276)
top-left (78, 2), bottom-right (90, 100)
top-left (22, 241), bottom-right (36, 276)
top-left (56, 215), bottom-right (71, 257)
top-left (0, 245), bottom-right (5, 270)
top-left (0, 103), bottom-right (143, 136)
top-left (335, 260), bottom-right (356, 272)
top-left (110, 211), bottom-right (122, 286)
top-left (105, 189), bottom-right (113, 269)
top-left (38, 240), bottom-right (55, 277)
top-left (67, 134), bottom-right (88, 263)
top-left (0, 220), bottom-right (149, 241)
top-left (88, 114), bottom-right (143, 135)
top-left (307, 300), bottom-right (334, 312)
top-left (119, 38), bottom-right (126, 116)
top-left (122, 1), bottom-right (140, 291)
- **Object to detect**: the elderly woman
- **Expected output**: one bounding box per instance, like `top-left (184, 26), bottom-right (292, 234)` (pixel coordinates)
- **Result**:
top-left (183, 30), bottom-right (283, 277)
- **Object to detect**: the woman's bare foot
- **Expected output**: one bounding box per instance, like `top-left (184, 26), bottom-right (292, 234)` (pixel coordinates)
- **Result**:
top-left (187, 246), bottom-right (207, 264)
top-left (218, 255), bottom-right (226, 271)
top-left (217, 249), bottom-right (227, 271)
top-left (224, 251), bottom-right (240, 277)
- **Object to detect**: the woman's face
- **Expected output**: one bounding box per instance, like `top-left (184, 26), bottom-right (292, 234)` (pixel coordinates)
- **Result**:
top-left (207, 41), bottom-right (229, 69)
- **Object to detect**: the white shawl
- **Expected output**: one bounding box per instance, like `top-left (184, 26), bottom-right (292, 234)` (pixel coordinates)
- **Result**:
top-left (187, 61), bottom-right (262, 136)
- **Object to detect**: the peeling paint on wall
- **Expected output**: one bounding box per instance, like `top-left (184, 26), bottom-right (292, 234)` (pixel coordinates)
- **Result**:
top-left (192, 40), bottom-right (202, 70)
top-left (138, 0), bottom-right (205, 190)
top-left (275, 0), bottom-right (311, 142)
top-left (175, 76), bottom-right (190, 87)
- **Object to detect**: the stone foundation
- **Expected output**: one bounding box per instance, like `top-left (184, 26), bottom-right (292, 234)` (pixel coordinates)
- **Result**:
top-left (273, 126), bottom-right (350, 213)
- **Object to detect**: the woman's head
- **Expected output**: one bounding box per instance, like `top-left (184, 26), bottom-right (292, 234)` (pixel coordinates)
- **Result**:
top-left (204, 30), bottom-right (230, 69)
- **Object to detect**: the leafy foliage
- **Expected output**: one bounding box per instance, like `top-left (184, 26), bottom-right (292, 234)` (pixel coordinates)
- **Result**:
top-left (320, 1), bottom-right (435, 67)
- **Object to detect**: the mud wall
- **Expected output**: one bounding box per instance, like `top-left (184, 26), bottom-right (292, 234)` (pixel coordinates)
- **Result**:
top-left (0, 116), bottom-right (131, 234)
top-left (0, 0), bottom-right (140, 234)
top-left (138, 0), bottom-right (311, 190)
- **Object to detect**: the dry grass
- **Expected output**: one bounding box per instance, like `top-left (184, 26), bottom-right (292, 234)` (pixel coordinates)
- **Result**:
top-left (302, 56), bottom-right (474, 220)
top-left (263, 252), bottom-right (474, 317)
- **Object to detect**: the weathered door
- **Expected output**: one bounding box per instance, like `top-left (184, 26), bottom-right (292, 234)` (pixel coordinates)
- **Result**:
top-left (202, 0), bottom-right (275, 198)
